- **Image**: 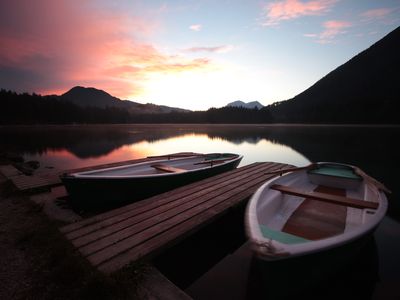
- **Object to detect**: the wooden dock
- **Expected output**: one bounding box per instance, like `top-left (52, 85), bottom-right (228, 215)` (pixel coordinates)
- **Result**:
top-left (60, 161), bottom-right (292, 273)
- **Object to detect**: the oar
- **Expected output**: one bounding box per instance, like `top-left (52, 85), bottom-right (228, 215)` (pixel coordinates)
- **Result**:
top-left (264, 163), bottom-right (317, 176)
top-left (265, 163), bottom-right (391, 194)
top-left (147, 152), bottom-right (204, 160)
top-left (194, 158), bottom-right (231, 166)
top-left (354, 167), bottom-right (391, 194)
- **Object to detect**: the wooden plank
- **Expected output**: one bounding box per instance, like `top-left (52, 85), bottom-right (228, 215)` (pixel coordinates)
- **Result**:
top-left (282, 186), bottom-right (347, 240)
top-left (0, 165), bottom-right (22, 178)
top-left (11, 175), bottom-right (59, 191)
top-left (271, 184), bottom-right (379, 209)
top-left (66, 162), bottom-right (284, 245)
top-left (81, 164), bottom-right (287, 266)
top-left (96, 168), bottom-right (287, 273)
top-left (151, 164), bottom-right (186, 173)
top-left (74, 163), bottom-right (285, 257)
top-left (64, 163), bottom-right (285, 239)
top-left (60, 162), bottom-right (266, 234)
top-left (59, 162), bottom-right (295, 273)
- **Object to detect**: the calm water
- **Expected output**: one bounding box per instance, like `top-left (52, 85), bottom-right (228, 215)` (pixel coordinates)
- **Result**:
top-left (1, 124), bottom-right (399, 299)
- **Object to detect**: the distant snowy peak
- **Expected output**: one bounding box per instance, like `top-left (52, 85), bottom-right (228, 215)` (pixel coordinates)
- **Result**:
top-left (226, 100), bottom-right (264, 109)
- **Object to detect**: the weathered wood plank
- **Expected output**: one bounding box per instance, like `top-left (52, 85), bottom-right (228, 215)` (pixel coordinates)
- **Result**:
top-left (96, 167), bottom-right (290, 273)
top-left (83, 164), bottom-right (288, 266)
top-left (0, 165), bottom-right (22, 178)
top-left (11, 175), bottom-right (60, 191)
top-left (282, 185), bottom-right (347, 240)
top-left (61, 162), bottom-right (264, 234)
top-left (59, 161), bottom-right (294, 273)
top-left (271, 184), bottom-right (379, 209)
top-left (68, 164), bottom-right (269, 246)
top-left (64, 162), bottom-right (279, 242)
top-left (150, 164), bottom-right (186, 173)
top-left (74, 163), bottom-right (285, 256)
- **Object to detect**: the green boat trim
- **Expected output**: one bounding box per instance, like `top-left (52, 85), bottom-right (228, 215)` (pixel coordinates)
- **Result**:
top-left (260, 225), bottom-right (310, 244)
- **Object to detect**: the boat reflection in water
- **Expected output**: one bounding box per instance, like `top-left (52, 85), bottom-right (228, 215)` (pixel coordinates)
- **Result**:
top-left (246, 236), bottom-right (379, 299)
top-left (184, 232), bottom-right (379, 300)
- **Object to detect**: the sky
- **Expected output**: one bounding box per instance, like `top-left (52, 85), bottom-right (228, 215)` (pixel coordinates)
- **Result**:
top-left (0, 0), bottom-right (399, 110)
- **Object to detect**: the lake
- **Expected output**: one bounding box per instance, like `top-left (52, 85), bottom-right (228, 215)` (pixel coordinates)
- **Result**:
top-left (1, 124), bottom-right (399, 299)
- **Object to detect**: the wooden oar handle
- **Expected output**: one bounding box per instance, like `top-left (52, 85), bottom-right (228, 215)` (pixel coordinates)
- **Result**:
top-left (147, 153), bottom-right (203, 160)
top-left (194, 158), bottom-right (231, 166)
top-left (354, 168), bottom-right (391, 194)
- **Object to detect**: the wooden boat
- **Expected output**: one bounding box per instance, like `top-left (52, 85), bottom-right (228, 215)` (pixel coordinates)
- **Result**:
top-left (245, 162), bottom-right (388, 261)
top-left (61, 153), bottom-right (242, 211)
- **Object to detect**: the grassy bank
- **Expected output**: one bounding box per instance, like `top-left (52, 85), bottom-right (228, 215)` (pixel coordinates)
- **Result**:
top-left (0, 177), bottom-right (144, 299)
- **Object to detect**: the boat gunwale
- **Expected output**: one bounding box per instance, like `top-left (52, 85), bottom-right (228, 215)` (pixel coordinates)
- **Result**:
top-left (63, 154), bottom-right (243, 179)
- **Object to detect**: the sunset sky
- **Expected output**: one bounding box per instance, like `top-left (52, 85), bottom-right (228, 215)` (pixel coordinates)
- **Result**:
top-left (1, 0), bottom-right (399, 110)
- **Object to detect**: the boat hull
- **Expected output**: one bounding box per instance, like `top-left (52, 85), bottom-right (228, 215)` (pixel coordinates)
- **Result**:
top-left (61, 156), bottom-right (241, 212)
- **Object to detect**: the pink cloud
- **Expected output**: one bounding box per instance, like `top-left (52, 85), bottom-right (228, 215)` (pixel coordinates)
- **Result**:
top-left (186, 45), bottom-right (234, 53)
top-left (319, 20), bottom-right (352, 42)
top-left (262, 0), bottom-right (337, 26)
top-left (143, 58), bottom-right (211, 73)
top-left (0, 0), bottom-right (211, 98)
top-left (303, 20), bottom-right (352, 43)
top-left (189, 24), bottom-right (202, 31)
top-left (361, 8), bottom-right (393, 20)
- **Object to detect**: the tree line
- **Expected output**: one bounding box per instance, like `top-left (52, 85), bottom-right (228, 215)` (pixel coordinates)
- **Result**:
top-left (0, 89), bottom-right (272, 124)
top-left (1, 89), bottom-right (398, 124)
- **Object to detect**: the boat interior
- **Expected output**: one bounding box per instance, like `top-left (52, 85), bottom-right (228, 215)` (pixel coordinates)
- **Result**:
top-left (72, 154), bottom-right (238, 177)
top-left (257, 168), bottom-right (380, 243)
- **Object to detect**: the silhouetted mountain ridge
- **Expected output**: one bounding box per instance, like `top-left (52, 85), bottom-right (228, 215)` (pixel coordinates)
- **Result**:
top-left (61, 86), bottom-right (189, 114)
top-left (226, 100), bottom-right (264, 109)
top-left (267, 26), bottom-right (400, 123)
top-left (61, 86), bottom-right (131, 108)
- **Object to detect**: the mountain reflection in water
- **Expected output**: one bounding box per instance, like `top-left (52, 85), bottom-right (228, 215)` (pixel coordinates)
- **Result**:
top-left (1, 124), bottom-right (399, 299)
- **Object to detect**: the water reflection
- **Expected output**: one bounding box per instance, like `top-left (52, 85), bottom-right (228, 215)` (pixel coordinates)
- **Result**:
top-left (1, 124), bottom-right (399, 299)
top-left (186, 238), bottom-right (379, 300)
top-left (1, 124), bottom-right (398, 214)
top-left (0, 125), bottom-right (311, 170)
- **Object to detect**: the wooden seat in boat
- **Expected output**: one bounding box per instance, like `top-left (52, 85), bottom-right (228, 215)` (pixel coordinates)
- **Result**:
top-left (151, 164), bottom-right (186, 173)
top-left (281, 185), bottom-right (348, 240)
top-left (271, 184), bottom-right (378, 209)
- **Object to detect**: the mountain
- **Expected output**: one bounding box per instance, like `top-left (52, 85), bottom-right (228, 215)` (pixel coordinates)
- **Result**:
top-left (227, 100), bottom-right (264, 109)
top-left (268, 26), bottom-right (400, 123)
top-left (61, 86), bottom-right (189, 114)
top-left (61, 86), bottom-right (127, 108)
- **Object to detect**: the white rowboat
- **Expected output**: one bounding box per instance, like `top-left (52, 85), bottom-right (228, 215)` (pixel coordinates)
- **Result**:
top-left (245, 162), bottom-right (388, 261)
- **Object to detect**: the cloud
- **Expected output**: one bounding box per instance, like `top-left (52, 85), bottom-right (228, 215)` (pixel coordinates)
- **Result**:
top-left (0, 0), bottom-right (211, 98)
top-left (185, 45), bottom-right (234, 53)
top-left (360, 8), bottom-right (393, 20)
top-left (189, 24), bottom-right (202, 31)
top-left (304, 20), bottom-right (351, 43)
top-left (261, 0), bottom-right (337, 26)
top-left (303, 33), bottom-right (318, 38)
top-left (143, 58), bottom-right (211, 73)
top-left (319, 20), bottom-right (352, 42)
